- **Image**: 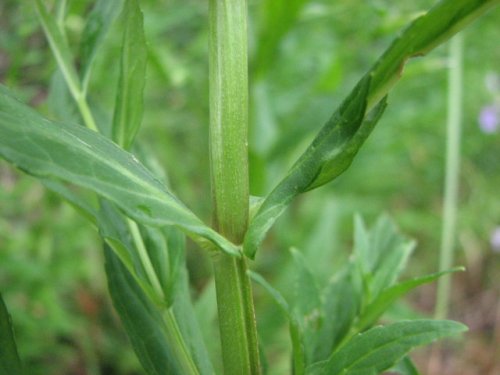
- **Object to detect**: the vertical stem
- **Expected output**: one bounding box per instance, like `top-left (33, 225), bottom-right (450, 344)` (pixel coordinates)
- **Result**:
top-left (209, 0), bottom-right (260, 374)
top-left (435, 34), bottom-right (463, 320)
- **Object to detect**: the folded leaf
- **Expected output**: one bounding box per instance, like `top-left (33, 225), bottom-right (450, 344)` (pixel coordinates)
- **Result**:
top-left (0, 294), bottom-right (23, 375)
top-left (0, 86), bottom-right (238, 256)
top-left (308, 320), bottom-right (467, 375)
top-left (112, 0), bottom-right (147, 149)
top-left (244, 77), bottom-right (387, 258)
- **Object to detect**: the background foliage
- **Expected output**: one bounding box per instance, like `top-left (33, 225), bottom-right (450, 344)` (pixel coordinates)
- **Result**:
top-left (0, 0), bottom-right (499, 374)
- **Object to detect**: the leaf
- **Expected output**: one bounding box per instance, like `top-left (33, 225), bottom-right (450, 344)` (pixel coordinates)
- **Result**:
top-left (34, 0), bottom-right (82, 103)
top-left (80, 0), bottom-right (124, 89)
top-left (0, 85), bottom-right (239, 256)
top-left (105, 245), bottom-right (207, 375)
top-left (244, 0), bottom-right (500, 259)
top-left (0, 294), bottom-right (23, 375)
top-left (367, 0), bottom-right (500, 108)
top-left (353, 215), bottom-right (415, 302)
top-left (244, 77), bottom-right (387, 258)
top-left (308, 320), bottom-right (467, 375)
top-left (170, 254), bottom-right (214, 375)
top-left (290, 248), bottom-right (322, 368)
top-left (112, 0), bottom-right (147, 149)
top-left (313, 265), bottom-right (361, 362)
top-left (41, 179), bottom-right (98, 226)
top-left (356, 267), bottom-right (464, 332)
top-left (100, 202), bottom-right (213, 374)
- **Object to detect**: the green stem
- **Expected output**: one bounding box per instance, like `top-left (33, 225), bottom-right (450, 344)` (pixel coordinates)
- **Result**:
top-left (162, 309), bottom-right (201, 375)
top-left (209, 0), bottom-right (260, 374)
top-left (435, 34), bottom-right (463, 320)
top-left (127, 218), bottom-right (164, 300)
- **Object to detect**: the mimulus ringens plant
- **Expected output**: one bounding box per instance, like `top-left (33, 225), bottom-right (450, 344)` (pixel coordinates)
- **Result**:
top-left (0, 0), bottom-right (499, 374)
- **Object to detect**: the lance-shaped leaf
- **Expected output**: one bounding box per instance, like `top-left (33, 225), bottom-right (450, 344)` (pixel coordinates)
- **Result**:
top-left (244, 0), bottom-right (499, 259)
top-left (307, 320), bottom-right (467, 375)
top-left (105, 245), bottom-right (212, 375)
top-left (0, 294), bottom-right (23, 375)
top-left (0, 86), bottom-right (238, 256)
top-left (112, 0), bottom-right (147, 149)
top-left (80, 0), bottom-right (124, 89)
top-left (244, 77), bottom-right (387, 258)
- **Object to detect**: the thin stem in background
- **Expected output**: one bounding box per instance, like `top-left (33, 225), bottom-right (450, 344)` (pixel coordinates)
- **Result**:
top-left (435, 34), bottom-right (463, 320)
top-left (208, 0), bottom-right (261, 373)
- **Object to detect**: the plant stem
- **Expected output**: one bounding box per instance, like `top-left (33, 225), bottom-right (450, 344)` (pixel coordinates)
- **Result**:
top-left (435, 34), bottom-right (463, 320)
top-left (208, 0), bottom-right (260, 374)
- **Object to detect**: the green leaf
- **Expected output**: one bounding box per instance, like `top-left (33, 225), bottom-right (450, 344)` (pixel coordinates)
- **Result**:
top-left (367, 0), bottom-right (500, 108)
top-left (0, 294), bottom-right (23, 375)
top-left (105, 245), bottom-right (205, 375)
top-left (0, 85), bottom-right (239, 256)
top-left (80, 0), bottom-right (124, 89)
top-left (290, 248), bottom-right (322, 368)
top-left (244, 77), bottom-right (387, 258)
top-left (356, 267), bottom-right (464, 332)
top-left (42, 179), bottom-right (98, 226)
top-left (353, 215), bottom-right (415, 302)
top-left (112, 0), bottom-right (147, 149)
top-left (308, 320), bottom-right (467, 375)
top-left (313, 265), bottom-right (361, 362)
top-left (34, 0), bottom-right (82, 105)
top-left (100, 202), bottom-right (213, 374)
top-left (244, 0), bottom-right (500, 260)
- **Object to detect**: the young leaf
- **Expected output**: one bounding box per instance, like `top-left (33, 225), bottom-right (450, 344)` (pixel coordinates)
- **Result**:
top-left (112, 0), bottom-right (147, 150)
top-left (0, 86), bottom-right (239, 256)
top-left (0, 294), bottom-right (23, 375)
top-left (80, 0), bottom-right (124, 89)
top-left (308, 320), bottom-right (467, 375)
top-left (244, 77), bottom-right (387, 258)
top-left (355, 267), bottom-right (464, 332)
